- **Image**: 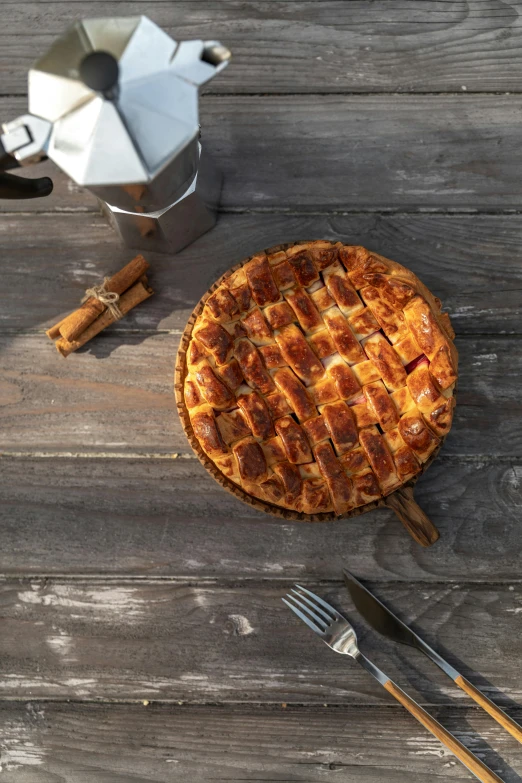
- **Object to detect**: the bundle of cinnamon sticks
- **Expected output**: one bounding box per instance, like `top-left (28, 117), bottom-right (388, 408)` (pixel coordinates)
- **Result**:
top-left (47, 254), bottom-right (153, 357)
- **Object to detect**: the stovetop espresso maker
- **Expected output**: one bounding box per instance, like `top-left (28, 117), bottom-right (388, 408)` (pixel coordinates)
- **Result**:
top-left (0, 16), bottom-right (230, 253)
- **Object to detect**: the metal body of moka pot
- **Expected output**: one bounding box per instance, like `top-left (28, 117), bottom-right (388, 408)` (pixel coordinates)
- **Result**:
top-left (0, 16), bottom-right (230, 253)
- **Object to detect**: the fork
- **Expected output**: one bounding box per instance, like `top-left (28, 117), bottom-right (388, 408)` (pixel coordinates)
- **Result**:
top-left (283, 585), bottom-right (504, 783)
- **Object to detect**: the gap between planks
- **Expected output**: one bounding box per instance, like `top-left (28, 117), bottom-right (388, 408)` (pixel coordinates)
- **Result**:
top-left (0, 698), bottom-right (519, 711)
top-left (9, 207), bottom-right (522, 217)
top-left (0, 452), bottom-right (519, 462)
top-left (0, 575), bottom-right (520, 586)
top-left (1, 91), bottom-right (521, 98)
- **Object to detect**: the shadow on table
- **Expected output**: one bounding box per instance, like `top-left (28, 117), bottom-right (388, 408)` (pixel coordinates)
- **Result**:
top-left (389, 623), bottom-right (522, 783)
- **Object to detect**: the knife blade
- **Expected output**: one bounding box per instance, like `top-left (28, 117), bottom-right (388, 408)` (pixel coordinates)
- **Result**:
top-left (343, 569), bottom-right (522, 745)
top-left (343, 569), bottom-right (458, 678)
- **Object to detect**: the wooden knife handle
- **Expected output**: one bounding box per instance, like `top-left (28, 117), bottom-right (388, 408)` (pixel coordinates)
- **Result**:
top-left (455, 675), bottom-right (522, 745)
top-left (384, 486), bottom-right (439, 547)
top-left (383, 680), bottom-right (504, 783)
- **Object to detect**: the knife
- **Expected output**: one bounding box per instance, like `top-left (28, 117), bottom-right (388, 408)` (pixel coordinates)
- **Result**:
top-left (343, 569), bottom-right (522, 745)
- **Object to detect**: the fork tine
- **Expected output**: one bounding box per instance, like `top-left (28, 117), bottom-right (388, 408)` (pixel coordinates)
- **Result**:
top-left (282, 597), bottom-right (325, 636)
top-left (294, 584), bottom-right (341, 620)
top-left (290, 588), bottom-right (333, 624)
top-left (286, 593), bottom-right (330, 631)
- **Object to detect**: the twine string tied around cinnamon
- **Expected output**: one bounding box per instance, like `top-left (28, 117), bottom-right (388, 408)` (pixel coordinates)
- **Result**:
top-left (82, 276), bottom-right (123, 320)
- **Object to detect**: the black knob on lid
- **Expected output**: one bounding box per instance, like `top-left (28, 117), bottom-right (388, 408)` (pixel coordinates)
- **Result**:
top-left (80, 51), bottom-right (119, 96)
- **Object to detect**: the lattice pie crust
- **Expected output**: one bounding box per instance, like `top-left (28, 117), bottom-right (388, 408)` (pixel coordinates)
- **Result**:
top-left (179, 242), bottom-right (458, 517)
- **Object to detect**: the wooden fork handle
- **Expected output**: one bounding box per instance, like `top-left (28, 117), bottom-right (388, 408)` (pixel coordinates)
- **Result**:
top-left (455, 675), bottom-right (522, 745)
top-left (383, 680), bottom-right (504, 783)
top-left (384, 486), bottom-right (440, 547)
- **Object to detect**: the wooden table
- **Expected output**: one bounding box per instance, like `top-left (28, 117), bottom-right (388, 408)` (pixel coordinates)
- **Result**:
top-left (1, 3), bottom-right (521, 781)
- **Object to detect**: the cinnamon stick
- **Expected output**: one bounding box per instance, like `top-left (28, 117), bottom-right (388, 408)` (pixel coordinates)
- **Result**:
top-left (48, 254), bottom-right (149, 343)
top-left (46, 317), bottom-right (67, 341)
top-left (55, 278), bottom-right (153, 358)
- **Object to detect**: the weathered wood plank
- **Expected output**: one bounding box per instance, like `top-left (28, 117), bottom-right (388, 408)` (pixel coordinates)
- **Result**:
top-left (2, 94), bottom-right (522, 211)
top-left (1, 702), bottom-right (521, 783)
top-left (1, 212), bottom-right (521, 335)
top-left (0, 334), bottom-right (517, 454)
top-left (0, 457), bottom-right (520, 581)
top-left (0, 580), bottom-right (520, 703)
top-left (2, 1), bottom-right (522, 95)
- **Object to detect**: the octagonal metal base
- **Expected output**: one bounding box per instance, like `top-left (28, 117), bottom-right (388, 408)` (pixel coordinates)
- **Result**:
top-left (101, 151), bottom-right (223, 254)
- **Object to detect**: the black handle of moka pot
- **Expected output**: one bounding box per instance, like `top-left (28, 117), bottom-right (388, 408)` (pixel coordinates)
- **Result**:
top-left (0, 138), bottom-right (53, 199)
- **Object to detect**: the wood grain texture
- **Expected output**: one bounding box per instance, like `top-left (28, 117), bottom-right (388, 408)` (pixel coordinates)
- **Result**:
top-left (382, 680), bottom-right (504, 783)
top-left (3, 94), bottom-right (522, 211)
top-left (0, 333), bottom-right (517, 454)
top-left (0, 457), bottom-right (520, 581)
top-left (2, 1), bottom-right (522, 95)
top-left (0, 703), bottom-right (520, 783)
top-left (0, 580), bottom-right (521, 703)
top-left (455, 675), bottom-right (522, 745)
top-left (1, 212), bottom-right (521, 335)
top-left (383, 486), bottom-right (440, 548)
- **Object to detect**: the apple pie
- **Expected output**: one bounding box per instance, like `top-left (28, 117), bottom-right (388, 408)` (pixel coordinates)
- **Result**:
top-left (176, 241), bottom-right (457, 519)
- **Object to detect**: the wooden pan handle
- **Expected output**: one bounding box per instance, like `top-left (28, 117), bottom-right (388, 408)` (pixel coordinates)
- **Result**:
top-left (455, 675), bottom-right (522, 745)
top-left (384, 486), bottom-right (439, 547)
top-left (383, 680), bottom-right (504, 783)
